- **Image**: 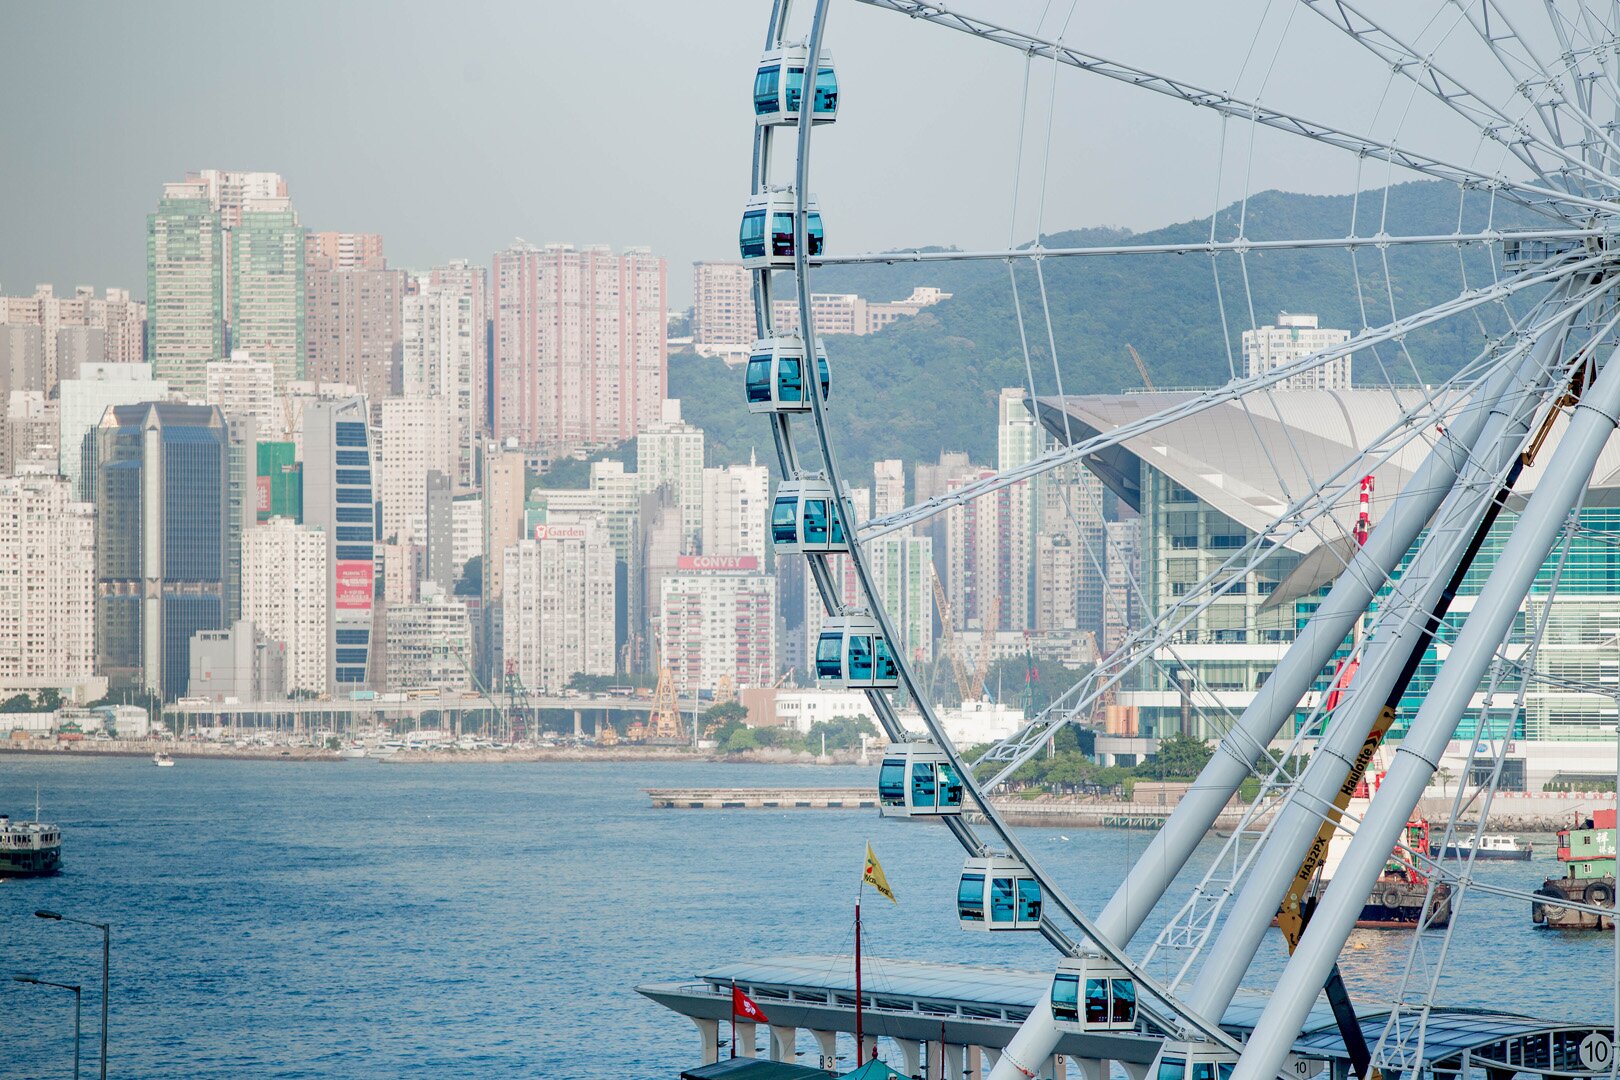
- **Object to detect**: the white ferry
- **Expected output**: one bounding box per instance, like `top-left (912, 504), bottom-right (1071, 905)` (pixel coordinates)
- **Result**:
top-left (1441, 833), bottom-right (1532, 861)
top-left (0, 811), bottom-right (61, 877)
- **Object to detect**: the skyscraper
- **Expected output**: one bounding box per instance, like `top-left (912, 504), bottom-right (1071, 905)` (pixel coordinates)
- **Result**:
top-left (305, 259), bottom-right (404, 408)
top-left (146, 182), bottom-right (223, 399)
top-left (690, 261), bottom-right (753, 358)
top-left (492, 243), bottom-right (666, 454)
top-left (402, 260), bottom-right (487, 491)
top-left (0, 284), bottom-right (145, 386)
top-left (302, 397), bottom-right (377, 691)
top-left (658, 558), bottom-right (776, 695)
top-left (242, 516), bottom-right (329, 697)
top-left (0, 475), bottom-right (97, 702)
top-left (378, 395), bottom-right (453, 546)
top-left (94, 402), bottom-right (231, 699)
top-left (57, 363), bottom-right (169, 500)
top-left (637, 399), bottom-right (704, 553)
top-left (230, 199), bottom-right (305, 387)
top-left (1242, 312), bottom-right (1352, 389)
top-left (700, 459), bottom-right (769, 561)
top-left (305, 231), bottom-right (385, 271)
top-left (502, 521), bottom-right (616, 694)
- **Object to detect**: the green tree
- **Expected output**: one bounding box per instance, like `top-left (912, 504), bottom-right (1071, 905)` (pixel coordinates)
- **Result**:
top-left (723, 727), bottom-right (761, 753)
top-left (1146, 733), bottom-right (1214, 779)
top-left (454, 555), bottom-right (483, 597)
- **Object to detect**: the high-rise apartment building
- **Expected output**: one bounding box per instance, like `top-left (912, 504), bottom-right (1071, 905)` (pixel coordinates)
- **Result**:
top-left (866, 533), bottom-right (935, 667)
top-left (481, 447), bottom-right (527, 604)
top-left (771, 287), bottom-right (951, 337)
top-left (187, 170), bottom-right (288, 230)
top-left (1102, 517), bottom-right (1140, 656)
top-left (205, 351), bottom-right (277, 434)
top-left (378, 396), bottom-right (454, 546)
top-left (945, 464), bottom-right (1029, 633)
top-left (305, 232), bottom-right (385, 271)
top-left (1242, 312), bottom-right (1352, 389)
top-left (146, 182), bottom-right (224, 399)
top-left (502, 521), bottom-right (616, 694)
top-left (0, 476), bottom-right (97, 702)
top-left (230, 199), bottom-right (304, 386)
top-left (94, 402), bottom-right (231, 699)
top-left (873, 459), bottom-right (906, 519)
top-left (58, 363), bottom-right (169, 500)
top-left (658, 557), bottom-right (775, 695)
top-left (690, 261), bottom-right (753, 358)
top-left (402, 261), bottom-right (487, 491)
top-left (242, 516), bottom-right (329, 696)
top-left (4, 392), bottom-right (57, 477)
top-left (306, 256), bottom-right (404, 408)
top-left (385, 582), bottom-right (471, 693)
top-left (0, 284), bottom-right (145, 385)
top-left (637, 399), bottom-right (704, 553)
top-left (492, 243), bottom-right (666, 454)
top-left (302, 397), bottom-right (377, 691)
top-left (700, 458), bottom-right (769, 560)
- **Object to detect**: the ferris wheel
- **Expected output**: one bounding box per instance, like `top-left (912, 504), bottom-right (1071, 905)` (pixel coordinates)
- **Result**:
top-left (742, 3), bottom-right (1620, 1080)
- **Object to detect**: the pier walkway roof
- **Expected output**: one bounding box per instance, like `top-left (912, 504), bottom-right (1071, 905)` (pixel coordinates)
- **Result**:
top-left (640, 954), bottom-right (1612, 1076)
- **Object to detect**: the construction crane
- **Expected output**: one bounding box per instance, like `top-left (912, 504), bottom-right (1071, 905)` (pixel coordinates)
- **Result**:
top-left (715, 673), bottom-right (735, 705)
top-left (645, 666), bottom-right (684, 741)
top-left (928, 563), bottom-right (974, 701)
top-left (966, 595), bottom-right (1000, 701)
top-left (1125, 343), bottom-right (1155, 391)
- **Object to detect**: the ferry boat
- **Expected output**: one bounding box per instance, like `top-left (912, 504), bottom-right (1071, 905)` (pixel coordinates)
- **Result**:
top-left (1532, 810), bottom-right (1615, 930)
top-left (0, 805), bottom-right (62, 878)
top-left (153, 751), bottom-right (174, 767)
top-left (1441, 833), bottom-right (1532, 861)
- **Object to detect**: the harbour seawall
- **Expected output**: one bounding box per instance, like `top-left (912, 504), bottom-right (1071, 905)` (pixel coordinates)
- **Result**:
top-left (648, 789), bottom-right (1614, 832)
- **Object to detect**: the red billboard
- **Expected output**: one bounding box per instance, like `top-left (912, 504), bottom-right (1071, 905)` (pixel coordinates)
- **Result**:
top-left (677, 555), bottom-right (760, 572)
top-left (335, 560), bottom-right (373, 610)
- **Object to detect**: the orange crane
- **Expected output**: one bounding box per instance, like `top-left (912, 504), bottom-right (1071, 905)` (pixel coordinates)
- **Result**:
top-left (1125, 343), bottom-right (1155, 391)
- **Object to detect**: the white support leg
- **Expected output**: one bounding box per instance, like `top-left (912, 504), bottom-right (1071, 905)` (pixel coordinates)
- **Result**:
top-left (736, 1021), bottom-right (757, 1058)
top-left (690, 1017), bottom-right (719, 1065)
top-left (1076, 1058), bottom-right (1109, 1080)
top-left (899, 1040), bottom-right (923, 1078)
top-left (945, 1044), bottom-right (966, 1080)
top-left (770, 1024), bottom-right (797, 1062)
top-left (1120, 1060), bottom-right (1152, 1080)
top-left (810, 1030), bottom-right (838, 1073)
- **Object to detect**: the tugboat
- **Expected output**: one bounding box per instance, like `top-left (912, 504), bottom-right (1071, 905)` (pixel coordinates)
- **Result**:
top-left (1532, 810), bottom-right (1615, 930)
top-left (0, 795), bottom-right (62, 878)
top-left (1314, 775), bottom-right (1452, 928)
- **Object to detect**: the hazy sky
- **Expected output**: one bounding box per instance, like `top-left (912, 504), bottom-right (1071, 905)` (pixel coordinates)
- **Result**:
top-left (1, 2), bottom-right (1516, 307)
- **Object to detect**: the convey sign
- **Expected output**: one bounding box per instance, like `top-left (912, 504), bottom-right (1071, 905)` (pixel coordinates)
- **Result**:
top-left (677, 555), bottom-right (759, 571)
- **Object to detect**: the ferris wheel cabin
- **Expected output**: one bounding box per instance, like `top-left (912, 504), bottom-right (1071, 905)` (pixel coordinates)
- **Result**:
top-left (739, 190), bottom-right (824, 269)
top-left (877, 742), bottom-right (965, 815)
top-left (958, 855), bottom-right (1042, 930)
top-left (771, 477), bottom-right (847, 554)
top-left (753, 46), bottom-right (839, 126)
top-left (1050, 954), bottom-right (1137, 1032)
top-left (816, 614), bottom-right (900, 689)
top-left (745, 336), bottom-right (829, 413)
top-left (1147, 1041), bottom-right (1239, 1080)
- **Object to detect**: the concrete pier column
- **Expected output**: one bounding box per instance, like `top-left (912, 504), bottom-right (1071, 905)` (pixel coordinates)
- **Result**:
top-left (898, 1040), bottom-right (922, 1077)
top-left (769, 1024), bottom-right (797, 1061)
top-left (689, 1017), bottom-right (719, 1064)
top-left (945, 1043), bottom-right (967, 1080)
top-left (1075, 1058), bottom-right (1109, 1080)
top-left (573, 709), bottom-right (583, 737)
top-left (736, 1021), bottom-right (757, 1057)
top-left (982, 1047), bottom-right (1002, 1074)
top-left (809, 1030), bottom-right (837, 1071)
top-left (1121, 1061), bottom-right (1153, 1080)
top-left (966, 1046), bottom-right (983, 1079)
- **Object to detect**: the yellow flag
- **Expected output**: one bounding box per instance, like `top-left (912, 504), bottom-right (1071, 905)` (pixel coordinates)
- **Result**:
top-left (863, 842), bottom-right (897, 903)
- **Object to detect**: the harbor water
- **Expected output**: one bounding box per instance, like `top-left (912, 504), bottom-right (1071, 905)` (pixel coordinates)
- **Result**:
top-left (0, 756), bottom-right (1614, 1078)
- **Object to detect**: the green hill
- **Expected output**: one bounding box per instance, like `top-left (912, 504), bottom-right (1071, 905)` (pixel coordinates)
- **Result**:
top-left (672, 180), bottom-right (1539, 480)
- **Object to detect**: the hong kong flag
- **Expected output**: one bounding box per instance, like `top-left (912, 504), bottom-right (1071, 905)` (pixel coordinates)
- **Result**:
top-left (732, 985), bottom-right (769, 1024)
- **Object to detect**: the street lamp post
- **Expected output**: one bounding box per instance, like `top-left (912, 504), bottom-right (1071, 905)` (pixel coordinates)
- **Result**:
top-left (36, 911), bottom-right (108, 1080)
top-left (14, 974), bottom-right (82, 1080)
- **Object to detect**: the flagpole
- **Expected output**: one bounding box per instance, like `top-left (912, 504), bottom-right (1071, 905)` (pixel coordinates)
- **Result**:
top-left (730, 979), bottom-right (736, 1059)
top-left (855, 897), bottom-right (863, 1062)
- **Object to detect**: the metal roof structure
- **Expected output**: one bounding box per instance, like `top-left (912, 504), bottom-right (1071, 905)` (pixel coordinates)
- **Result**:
top-left (1033, 390), bottom-right (1620, 556)
top-left (641, 955), bottom-right (1613, 1075)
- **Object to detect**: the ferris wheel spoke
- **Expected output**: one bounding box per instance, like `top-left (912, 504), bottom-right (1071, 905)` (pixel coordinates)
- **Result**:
top-left (810, 227), bottom-right (1604, 266)
top-left (858, 252), bottom-right (1606, 543)
top-left (851, 0), bottom-right (1615, 221)
top-left (1446, 0), bottom-right (1620, 172)
top-left (1300, 0), bottom-right (1619, 192)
